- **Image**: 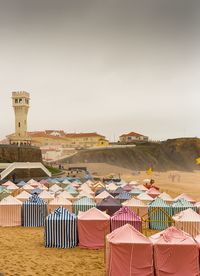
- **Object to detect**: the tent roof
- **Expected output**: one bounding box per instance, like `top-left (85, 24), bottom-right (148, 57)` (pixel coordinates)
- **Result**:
top-left (147, 187), bottom-right (161, 195)
top-left (115, 192), bottom-right (131, 200)
top-left (111, 206), bottom-right (141, 221)
top-left (172, 198), bottom-right (194, 207)
top-left (0, 195), bottom-right (22, 205)
top-left (97, 196), bottom-right (121, 207)
top-left (149, 197), bottom-right (169, 207)
top-left (174, 193), bottom-right (195, 202)
top-left (49, 197), bottom-right (72, 205)
top-left (27, 179), bottom-right (36, 185)
top-left (137, 193), bottom-right (154, 201)
top-left (74, 196), bottom-right (96, 206)
top-left (95, 190), bottom-right (113, 199)
top-left (107, 224), bottom-right (151, 244)
top-left (47, 206), bottom-right (76, 220)
top-left (39, 190), bottom-right (54, 199)
top-left (122, 198), bottom-right (147, 207)
top-left (24, 194), bottom-right (46, 205)
top-left (57, 191), bottom-right (74, 199)
top-left (2, 181), bottom-right (14, 186)
top-left (150, 226), bottom-right (195, 245)
top-left (159, 192), bottom-right (173, 201)
top-left (107, 183), bottom-right (118, 191)
top-left (172, 208), bottom-right (200, 222)
top-left (23, 184), bottom-right (34, 190)
top-left (49, 184), bottom-right (62, 192)
top-left (78, 207), bottom-right (110, 219)
top-left (15, 191), bottom-right (31, 199)
top-left (6, 183), bottom-right (19, 190)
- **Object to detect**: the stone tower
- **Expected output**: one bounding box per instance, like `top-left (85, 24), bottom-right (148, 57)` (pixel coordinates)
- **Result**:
top-left (9, 91), bottom-right (31, 146)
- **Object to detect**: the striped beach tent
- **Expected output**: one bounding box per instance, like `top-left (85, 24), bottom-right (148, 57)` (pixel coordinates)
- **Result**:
top-left (147, 188), bottom-right (161, 199)
top-left (30, 188), bottom-right (43, 195)
top-left (137, 193), bottom-right (154, 204)
top-left (57, 191), bottom-right (75, 202)
top-left (110, 187), bottom-right (124, 197)
top-left (23, 184), bottom-right (34, 192)
top-left (172, 208), bottom-right (200, 237)
top-left (76, 191), bottom-right (93, 200)
top-left (122, 184), bottom-right (133, 192)
top-left (115, 192), bottom-right (131, 203)
top-left (130, 188), bottom-right (143, 196)
top-left (122, 198), bottom-right (148, 218)
top-left (39, 190), bottom-right (54, 203)
top-left (65, 186), bottom-right (78, 196)
top-left (174, 193), bottom-right (196, 203)
top-left (148, 198), bottom-right (173, 230)
top-left (48, 197), bottom-right (72, 213)
top-left (172, 198), bottom-right (197, 215)
top-left (22, 194), bottom-right (48, 227)
top-left (111, 206), bottom-right (142, 232)
top-left (73, 196), bottom-right (96, 215)
top-left (49, 184), bottom-right (62, 193)
top-left (45, 206), bottom-right (77, 248)
top-left (95, 191), bottom-right (113, 203)
top-left (0, 196), bottom-right (22, 226)
top-left (15, 191), bottom-right (31, 203)
top-left (16, 181), bottom-right (26, 188)
top-left (97, 196), bottom-right (121, 216)
top-left (0, 190), bottom-right (11, 201)
top-left (158, 192), bottom-right (173, 203)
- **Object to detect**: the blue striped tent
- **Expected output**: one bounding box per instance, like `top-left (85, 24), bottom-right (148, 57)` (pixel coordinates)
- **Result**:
top-left (172, 198), bottom-right (198, 215)
top-left (115, 192), bottom-right (131, 203)
top-left (45, 206), bottom-right (77, 248)
top-left (148, 198), bottom-right (173, 230)
top-left (22, 194), bottom-right (48, 227)
top-left (73, 196), bottom-right (96, 215)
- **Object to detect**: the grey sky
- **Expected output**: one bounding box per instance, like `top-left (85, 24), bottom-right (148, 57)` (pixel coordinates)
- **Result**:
top-left (1, 0), bottom-right (200, 141)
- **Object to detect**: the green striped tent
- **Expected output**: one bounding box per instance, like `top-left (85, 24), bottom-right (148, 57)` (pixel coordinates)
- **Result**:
top-left (148, 198), bottom-right (173, 230)
top-left (172, 198), bottom-right (198, 215)
top-left (73, 196), bottom-right (96, 215)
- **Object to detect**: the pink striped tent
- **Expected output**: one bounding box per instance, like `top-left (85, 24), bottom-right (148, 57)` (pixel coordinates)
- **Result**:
top-left (0, 195), bottom-right (22, 226)
top-left (172, 208), bottom-right (200, 237)
top-left (106, 224), bottom-right (153, 276)
top-left (111, 206), bottom-right (142, 232)
top-left (78, 207), bottom-right (110, 249)
top-left (150, 226), bottom-right (199, 276)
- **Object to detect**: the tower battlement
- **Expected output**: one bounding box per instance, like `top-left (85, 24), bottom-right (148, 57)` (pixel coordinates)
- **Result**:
top-left (12, 91), bottom-right (30, 99)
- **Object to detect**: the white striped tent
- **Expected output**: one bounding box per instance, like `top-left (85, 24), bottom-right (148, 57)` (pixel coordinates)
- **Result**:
top-left (22, 194), bottom-right (48, 227)
top-left (172, 198), bottom-right (197, 215)
top-left (73, 196), bottom-right (96, 215)
top-left (44, 206), bottom-right (77, 248)
top-left (148, 198), bottom-right (173, 230)
top-left (172, 208), bottom-right (200, 238)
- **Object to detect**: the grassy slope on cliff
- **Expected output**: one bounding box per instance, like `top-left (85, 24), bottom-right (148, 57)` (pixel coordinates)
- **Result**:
top-left (61, 138), bottom-right (200, 171)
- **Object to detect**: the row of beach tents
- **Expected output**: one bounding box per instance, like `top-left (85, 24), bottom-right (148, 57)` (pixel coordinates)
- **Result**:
top-left (0, 193), bottom-right (200, 239)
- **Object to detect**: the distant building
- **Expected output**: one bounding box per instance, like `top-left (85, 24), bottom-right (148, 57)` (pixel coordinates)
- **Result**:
top-left (119, 132), bottom-right (149, 143)
top-left (8, 91), bottom-right (32, 146)
top-left (29, 130), bottom-right (109, 149)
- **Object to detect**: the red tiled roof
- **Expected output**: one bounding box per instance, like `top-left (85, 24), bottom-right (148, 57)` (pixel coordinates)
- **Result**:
top-left (120, 132), bottom-right (146, 138)
top-left (65, 132), bottom-right (105, 138)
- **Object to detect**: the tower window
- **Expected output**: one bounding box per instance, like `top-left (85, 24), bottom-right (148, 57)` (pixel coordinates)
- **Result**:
top-left (19, 98), bottom-right (22, 103)
top-left (15, 99), bottom-right (18, 103)
top-left (18, 122), bottom-right (20, 127)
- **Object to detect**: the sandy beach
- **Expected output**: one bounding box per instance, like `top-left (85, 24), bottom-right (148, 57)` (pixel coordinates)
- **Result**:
top-left (0, 170), bottom-right (199, 276)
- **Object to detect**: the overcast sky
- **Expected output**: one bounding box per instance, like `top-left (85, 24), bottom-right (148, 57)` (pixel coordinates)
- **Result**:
top-left (1, 0), bottom-right (200, 141)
